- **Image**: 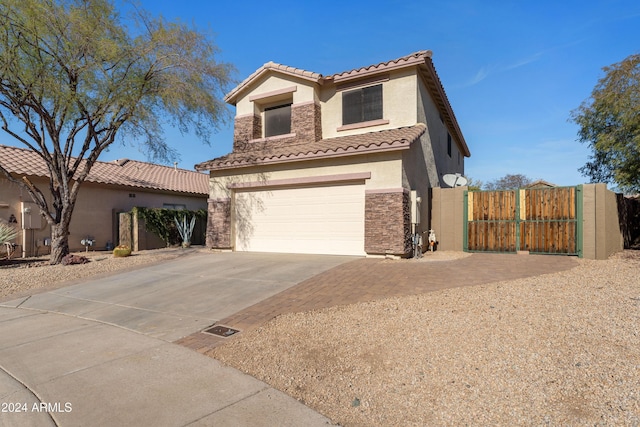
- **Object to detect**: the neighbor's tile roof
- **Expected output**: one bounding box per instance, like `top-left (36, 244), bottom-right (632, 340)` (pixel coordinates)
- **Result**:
top-left (525, 179), bottom-right (557, 188)
top-left (0, 144), bottom-right (209, 195)
top-left (196, 124), bottom-right (426, 171)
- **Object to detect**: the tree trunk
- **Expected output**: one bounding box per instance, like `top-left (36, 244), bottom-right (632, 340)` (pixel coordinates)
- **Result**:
top-left (50, 223), bottom-right (70, 265)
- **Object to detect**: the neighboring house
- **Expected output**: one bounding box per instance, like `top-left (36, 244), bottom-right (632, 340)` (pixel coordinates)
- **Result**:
top-left (196, 50), bottom-right (470, 257)
top-left (0, 145), bottom-right (209, 257)
top-left (525, 179), bottom-right (557, 189)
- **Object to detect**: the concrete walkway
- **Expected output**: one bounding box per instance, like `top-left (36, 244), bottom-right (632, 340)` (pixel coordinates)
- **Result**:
top-left (0, 252), bottom-right (353, 426)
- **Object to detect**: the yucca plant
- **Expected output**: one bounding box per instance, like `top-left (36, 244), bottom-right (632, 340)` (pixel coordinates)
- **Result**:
top-left (0, 222), bottom-right (18, 244)
top-left (174, 214), bottom-right (196, 247)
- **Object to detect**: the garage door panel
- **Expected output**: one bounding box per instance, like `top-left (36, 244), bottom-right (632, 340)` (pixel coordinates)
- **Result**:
top-left (235, 184), bottom-right (365, 255)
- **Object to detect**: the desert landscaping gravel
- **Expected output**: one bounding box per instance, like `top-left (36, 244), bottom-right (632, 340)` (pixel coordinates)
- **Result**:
top-left (0, 248), bottom-right (185, 300)
top-left (211, 251), bottom-right (640, 426)
top-left (2, 249), bottom-right (638, 425)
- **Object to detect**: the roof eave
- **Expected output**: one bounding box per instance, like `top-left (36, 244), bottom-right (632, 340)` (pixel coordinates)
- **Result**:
top-left (196, 141), bottom-right (414, 172)
top-left (329, 50), bottom-right (432, 83)
top-left (224, 62), bottom-right (323, 105)
top-left (419, 59), bottom-right (471, 157)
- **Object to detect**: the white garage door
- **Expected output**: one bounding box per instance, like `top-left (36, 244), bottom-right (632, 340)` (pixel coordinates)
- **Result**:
top-left (235, 184), bottom-right (365, 256)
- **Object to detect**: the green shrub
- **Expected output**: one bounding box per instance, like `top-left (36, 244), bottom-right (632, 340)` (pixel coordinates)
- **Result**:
top-left (133, 207), bottom-right (205, 246)
top-left (113, 245), bottom-right (132, 257)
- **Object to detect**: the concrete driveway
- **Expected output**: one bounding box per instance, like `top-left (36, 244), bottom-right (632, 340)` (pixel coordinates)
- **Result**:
top-left (0, 252), bottom-right (354, 426)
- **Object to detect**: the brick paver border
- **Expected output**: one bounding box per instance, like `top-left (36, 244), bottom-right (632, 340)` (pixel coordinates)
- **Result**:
top-left (175, 253), bottom-right (578, 354)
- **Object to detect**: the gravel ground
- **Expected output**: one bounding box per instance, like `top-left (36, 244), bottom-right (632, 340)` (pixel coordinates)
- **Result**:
top-left (2, 248), bottom-right (638, 425)
top-left (0, 248), bottom-right (188, 301)
top-left (211, 251), bottom-right (640, 426)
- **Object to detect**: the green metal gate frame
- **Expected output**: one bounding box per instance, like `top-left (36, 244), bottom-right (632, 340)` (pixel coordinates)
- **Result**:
top-left (463, 185), bottom-right (583, 257)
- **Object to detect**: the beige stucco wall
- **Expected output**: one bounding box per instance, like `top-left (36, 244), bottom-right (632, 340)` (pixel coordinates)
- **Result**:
top-left (417, 75), bottom-right (464, 184)
top-left (581, 183), bottom-right (623, 260)
top-left (430, 186), bottom-right (466, 251)
top-left (400, 74), bottom-right (465, 240)
top-left (320, 68), bottom-right (418, 139)
top-left (235, 73), bottom-right (319, 117)
top-left (0, 176), bottom-right (206, 256)
top-left (207, 153), bottom-right (404, 253)
top-left (401, 141), bottom-right (433, 237)
top-left (234, 68), bottom-right (420, 142)
top-left (208, 152), bottom-right (404, 200)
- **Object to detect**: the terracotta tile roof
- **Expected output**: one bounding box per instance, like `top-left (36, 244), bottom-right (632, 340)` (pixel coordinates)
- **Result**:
top-left (0, 144), bottom-right (209, 195)
top-left (330, 50), bottom-right (433, 82)
top-left (196, 124), bottom-right (426, 171)
top-left (221, 50), bottom-right (469, 158)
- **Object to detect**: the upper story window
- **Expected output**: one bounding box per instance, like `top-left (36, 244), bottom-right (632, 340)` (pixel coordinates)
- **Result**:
top-left (447, 133), bottom-right (452, 157)
top-left (264, 103), bottom-right (292, 137)
top-left (342, 84), bottom-right (383, 125)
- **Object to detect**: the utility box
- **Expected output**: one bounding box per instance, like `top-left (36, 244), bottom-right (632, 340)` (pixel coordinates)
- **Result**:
top-left (21, 201), bottom-right (39, 230)
top-left (410, 190), bottom-right (421, 225)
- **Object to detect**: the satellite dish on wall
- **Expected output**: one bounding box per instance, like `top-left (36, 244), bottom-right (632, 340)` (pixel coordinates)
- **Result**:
top-left (442, 173), bottom-right (468, 188)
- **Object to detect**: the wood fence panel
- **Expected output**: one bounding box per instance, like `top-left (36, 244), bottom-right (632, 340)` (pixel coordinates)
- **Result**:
top-left (466, 187), bottom-right (578, 255)
top-left (467, 190), bottom-right (517, 252)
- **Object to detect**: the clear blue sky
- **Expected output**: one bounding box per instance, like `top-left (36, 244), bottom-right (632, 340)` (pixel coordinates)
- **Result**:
top-left (3, 1), bottom-right (640, 187)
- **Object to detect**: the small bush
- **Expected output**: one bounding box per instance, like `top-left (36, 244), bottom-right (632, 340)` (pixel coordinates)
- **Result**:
top-left (113, 245), bottom-right (132, 257)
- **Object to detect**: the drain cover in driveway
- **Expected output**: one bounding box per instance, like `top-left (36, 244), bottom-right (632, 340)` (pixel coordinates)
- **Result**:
top-left (203, 325), bottom-right (240, 337)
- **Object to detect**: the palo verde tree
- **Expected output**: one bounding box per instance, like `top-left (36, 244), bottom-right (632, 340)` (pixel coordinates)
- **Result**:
top-left (0, 0), bottom-right (232, 264)
top-left (571, 54), bottom-right (640, 193)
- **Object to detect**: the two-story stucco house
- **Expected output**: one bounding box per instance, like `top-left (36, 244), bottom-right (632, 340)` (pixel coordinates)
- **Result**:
top-left (195, 50), bottom-right (470, 257)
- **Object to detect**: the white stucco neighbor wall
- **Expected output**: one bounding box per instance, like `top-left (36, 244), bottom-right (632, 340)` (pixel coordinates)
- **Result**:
top-left (320, 68), bottom-right (418, 139)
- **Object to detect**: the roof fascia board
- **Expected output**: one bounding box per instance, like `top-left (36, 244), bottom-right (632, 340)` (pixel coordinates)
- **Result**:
top-left (227, 172), bottom-right (371, 190)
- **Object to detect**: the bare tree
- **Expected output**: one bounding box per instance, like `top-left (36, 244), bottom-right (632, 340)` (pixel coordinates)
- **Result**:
top-left (0, 0), bottom-right (232, 263)
top-left (484, 174), bottom-right (532, 191)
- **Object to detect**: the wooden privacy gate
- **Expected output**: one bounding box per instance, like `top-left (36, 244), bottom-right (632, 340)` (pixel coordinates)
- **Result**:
top-left (464, 186), bottom-right (582, 255)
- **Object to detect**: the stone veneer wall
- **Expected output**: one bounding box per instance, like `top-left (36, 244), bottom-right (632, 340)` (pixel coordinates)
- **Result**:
top-left (232, 102), bottom-right (321, 150)
top-left (206, 198), bottom-right (231, 249)
top-left (233, 115), bottom-right (261, 151)
top-left (291, 102), bottom-right (322, 142)
top-left (364, 191), bottom-right (412, 256)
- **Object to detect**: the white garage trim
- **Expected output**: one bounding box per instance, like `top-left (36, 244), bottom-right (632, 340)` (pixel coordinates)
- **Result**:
top-left (227, 172), bottom-right (371, 190)
top-left (234, 183), bottom-right (365, 256)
